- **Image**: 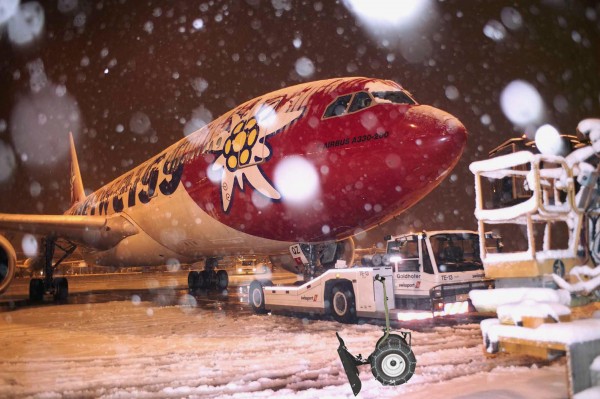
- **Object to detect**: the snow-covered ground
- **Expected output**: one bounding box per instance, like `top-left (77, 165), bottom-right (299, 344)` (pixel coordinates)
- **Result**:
top-left (0, 272), bottom-right (568, 398)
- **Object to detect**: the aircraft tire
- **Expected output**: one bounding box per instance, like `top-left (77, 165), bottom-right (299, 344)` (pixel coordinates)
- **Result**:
top-left (249, 280), bottom-right (269, 314)
top-left (370, 337), bottom-right (416, 386)
top-left (330, 284), bottom-right (357, 324)
top-left (54, 277), bottom-right (69, 301)
top-left (216, 270), bottom-right (228, 290)
top-left (29, 278), bottom-right (44, 302)
top-left (188, 271), bottom-right (199, 291)
top-left (198, 271), bottom-right (208, 289)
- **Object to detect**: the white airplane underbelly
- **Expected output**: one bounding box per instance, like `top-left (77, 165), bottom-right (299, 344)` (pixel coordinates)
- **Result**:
top-left (88, 185), bottom-right (293, 267)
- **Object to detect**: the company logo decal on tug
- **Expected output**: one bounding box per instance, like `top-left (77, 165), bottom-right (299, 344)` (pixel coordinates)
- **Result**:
top-left (0, 77), bottom-right (467, 311)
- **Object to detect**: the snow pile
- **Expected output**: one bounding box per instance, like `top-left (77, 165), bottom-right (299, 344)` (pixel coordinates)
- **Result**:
top-left (0, 272), bottom-right (571, 398)
top-left (553, 265), bottom-right (600, 295)
top-left (592, 355), bottom-right (600, 387)
top-left (497, 300), bottom-right (571, 325)
top-left (469, 287), bottom-right (571, 313)
top-left (483, 317), bottom-right (600, 347)
top-left (574, 386), bottom-right (600, 399)
top-left (469, 150), bottom-right (535, 174)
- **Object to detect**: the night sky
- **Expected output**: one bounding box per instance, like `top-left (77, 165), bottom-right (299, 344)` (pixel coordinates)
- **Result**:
top-left (0, 0), bottom-right (599, 250)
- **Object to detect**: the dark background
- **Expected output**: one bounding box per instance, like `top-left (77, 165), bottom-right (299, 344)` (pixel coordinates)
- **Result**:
top-left (1, 0), bottom-right (599, 251)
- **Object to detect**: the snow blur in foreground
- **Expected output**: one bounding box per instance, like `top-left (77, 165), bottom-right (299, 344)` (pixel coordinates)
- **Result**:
top-left (0, 294), bottom-right (567, 398)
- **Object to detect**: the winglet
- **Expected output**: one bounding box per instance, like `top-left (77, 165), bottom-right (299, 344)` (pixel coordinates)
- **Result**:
top-left (69, 133), bottom-right (86, 206)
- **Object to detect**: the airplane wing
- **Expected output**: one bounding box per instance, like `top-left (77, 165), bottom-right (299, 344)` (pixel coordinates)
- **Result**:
top-left (0, 213), bottom-right (138, 250)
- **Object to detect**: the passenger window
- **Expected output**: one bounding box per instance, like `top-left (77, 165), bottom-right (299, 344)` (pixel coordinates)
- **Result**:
top-left (348, 91), bottom-right (372, 113)
top-left (372, 91), bottom-right (416, 105)
top-left (323, 94), bottom-right (352, 118)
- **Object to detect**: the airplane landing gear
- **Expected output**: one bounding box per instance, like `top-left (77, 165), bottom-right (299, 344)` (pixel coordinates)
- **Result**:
top-left (187, 257), bottom-right (229, 291)
top-left (29, 238), bottom-right (76, 302)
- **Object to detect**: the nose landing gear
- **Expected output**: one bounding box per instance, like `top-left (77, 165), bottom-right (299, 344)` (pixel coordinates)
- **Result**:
top-left (336, 274), bottom-right (416, 396)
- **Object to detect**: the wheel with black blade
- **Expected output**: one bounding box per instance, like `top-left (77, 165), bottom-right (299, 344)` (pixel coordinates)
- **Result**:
top-left (370, 337), bottom-right (416, 385)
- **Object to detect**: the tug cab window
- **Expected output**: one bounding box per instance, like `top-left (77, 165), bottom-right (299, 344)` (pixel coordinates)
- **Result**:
top-left (348, 91), bottom-right (373, 113)
top-left (372, 91), bottom-right (416, 105)
top-left (323, 94), bottom-right (352, 118)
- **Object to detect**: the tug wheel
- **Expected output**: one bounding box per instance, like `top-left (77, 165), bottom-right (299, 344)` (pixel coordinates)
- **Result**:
top-left (370, 337), bottom-right (416, 385)
top-left (330, 284), bottom-right (357, 324)
top-left (249, 280), bottom-right (270, 314)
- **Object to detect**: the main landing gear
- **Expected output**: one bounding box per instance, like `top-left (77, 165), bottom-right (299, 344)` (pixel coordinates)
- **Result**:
top-left (187, 257), bottom-right (229, 291)
top-left (29, 238), bottom-right (76, 302)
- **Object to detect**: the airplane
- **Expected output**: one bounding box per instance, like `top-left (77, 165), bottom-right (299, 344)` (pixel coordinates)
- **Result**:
top-left (0, 77), bottom-right (467, 301)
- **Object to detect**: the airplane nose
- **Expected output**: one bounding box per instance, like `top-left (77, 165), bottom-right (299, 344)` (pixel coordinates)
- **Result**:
top-left (443, 114), bottom-right (468, 148)
top-left (440, 114), bottom-right (467, 163)
top-left (405, 105), bottom-right (467, 173)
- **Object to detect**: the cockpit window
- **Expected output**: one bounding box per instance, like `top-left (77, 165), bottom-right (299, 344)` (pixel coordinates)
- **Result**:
top-left (323, 94), bottom-right (352, 118)
top-left (372, 91), bottom-right (416, 105)
top-left (348, 91), bottom-right (372, 113)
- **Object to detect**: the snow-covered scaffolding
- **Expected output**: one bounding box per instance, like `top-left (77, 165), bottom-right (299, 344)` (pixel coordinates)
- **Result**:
top-left (470, 150), bottom-right (587, 283)
top-left (469, 120), bottom-right (600, 398)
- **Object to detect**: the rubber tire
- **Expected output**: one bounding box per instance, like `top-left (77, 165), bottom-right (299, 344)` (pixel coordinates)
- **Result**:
top-left (29, 278), bottom-right (44, 302)
top-left (330, 284), bottom-right (357, 324)
top-left (53, 277), bottom-right (69, 301)
top-left (215, 270), bottom-right (228, 290)
top-left (188, 271), bottom-right (199, 291)
top-left (216, 269), bottom-right (228, 289)
top-left (370, 337), bottom-right (416, 385)
top-left (198, 270), bottom-right (208, 289)
top-left (249, 280), bottom-right (269, 314)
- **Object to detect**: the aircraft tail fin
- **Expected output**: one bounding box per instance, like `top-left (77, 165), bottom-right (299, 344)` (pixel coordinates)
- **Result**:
top-left (69, 133), bottom-right (86, 206)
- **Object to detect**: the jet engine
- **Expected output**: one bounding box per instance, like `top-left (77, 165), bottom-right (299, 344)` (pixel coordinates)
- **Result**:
top-left (0, 235), bottom-right (17, 294)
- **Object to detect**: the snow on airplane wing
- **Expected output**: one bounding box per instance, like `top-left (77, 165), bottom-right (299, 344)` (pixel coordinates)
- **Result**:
top-left (0, 213), bottom-right (138, 250)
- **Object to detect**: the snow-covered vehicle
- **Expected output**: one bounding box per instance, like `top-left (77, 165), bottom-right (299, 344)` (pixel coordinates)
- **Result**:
top-left (248, 230), bottom-right (497, 322)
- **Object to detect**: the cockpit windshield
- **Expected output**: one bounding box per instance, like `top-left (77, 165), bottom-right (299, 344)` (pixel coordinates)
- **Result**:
top-left (323, 94), bottom-right (352, 118)
top-left (348, 91), bottom-right (372, 113)
top-left (323, 89), bottom-right (416, 119)
top-left (323, 91), bottom-right (374, 119)
top-left (372, 91), bottom-right (416, 105)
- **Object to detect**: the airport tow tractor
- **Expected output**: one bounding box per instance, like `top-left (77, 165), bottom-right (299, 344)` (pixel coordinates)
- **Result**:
top-left (336, 274), bottom-right (416, 396)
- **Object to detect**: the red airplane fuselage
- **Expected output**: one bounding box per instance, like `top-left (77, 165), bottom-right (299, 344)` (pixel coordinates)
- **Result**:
top-left (67, 77), bottom-right (466, 266)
